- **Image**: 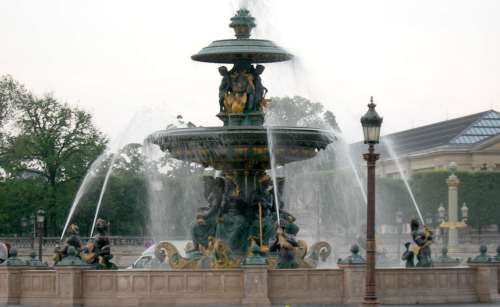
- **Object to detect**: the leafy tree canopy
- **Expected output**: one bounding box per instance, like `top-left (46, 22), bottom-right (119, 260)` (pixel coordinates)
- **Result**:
top-left (0, 75), bottom-right (107, 235)
top-left (266, 95), bottom-right (340, 131)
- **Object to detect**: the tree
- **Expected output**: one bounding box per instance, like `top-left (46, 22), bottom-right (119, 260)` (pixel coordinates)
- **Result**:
top-left (0, 75), bottom-right (28, 129)
top-left (266, 95), bottom-right (339, 129)
top-left (0, 76), bottom-right (107, 235)
top-left (113, 143), bottom-right (146, 176)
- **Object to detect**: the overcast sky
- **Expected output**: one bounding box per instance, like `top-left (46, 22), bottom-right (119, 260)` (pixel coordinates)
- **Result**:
top-left (1, 0), bottom-right (500, 143)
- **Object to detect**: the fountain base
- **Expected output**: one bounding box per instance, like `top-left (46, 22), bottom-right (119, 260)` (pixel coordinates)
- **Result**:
top-left (154, 239), bottom-right (331, 270)
top-left (2, 264), bottom-right (498, 306)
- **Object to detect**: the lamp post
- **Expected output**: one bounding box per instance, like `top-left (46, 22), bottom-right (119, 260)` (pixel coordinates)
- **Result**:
top-left (395, 209), bottom-right (403, 258)
top-left (437, 203), bottom-right (447, 244)
top-left (21, 217), bottom-right (28, 237)
top-left (425, 214), bottom-right (434, 229)
top-left (107, 220), bottom-right (111, 237)
top-left (461, 202), bottom-right (469, 224)
top-left (360, 96), bottom-right (383, 307)
top-left (30, 214), bottom-right (35, 250)
top-left (438, 203), bottom-right (446, 223)
top-left (36, 209), bottom-right (45, 261)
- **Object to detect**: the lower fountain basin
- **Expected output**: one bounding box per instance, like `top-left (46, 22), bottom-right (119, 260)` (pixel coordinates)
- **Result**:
top-left (146, 126), bottom-right (334, 170)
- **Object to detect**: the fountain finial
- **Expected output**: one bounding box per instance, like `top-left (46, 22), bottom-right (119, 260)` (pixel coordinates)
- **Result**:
top-left (230, 8), bottom-right (256, 39)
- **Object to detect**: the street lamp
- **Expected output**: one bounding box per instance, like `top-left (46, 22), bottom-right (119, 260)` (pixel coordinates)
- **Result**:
top-left (438, 203), bottom-right (446, 223)
top-left (437, 204), bottom-right (446, 244)
top-left (30, 214), bottom-right (35, 250)
top-left (360, 96), bottom-right (383, 307)
top-left (36, 209), bottom-right (45, 261)
top-left (21, 217), bottom-right (28, 237)
top-left (425, 214), bottom-right (433, 228)
top-left (461, 202), bottom-right (469, 224)
top-left (395, 209), bottom-right (403, 259)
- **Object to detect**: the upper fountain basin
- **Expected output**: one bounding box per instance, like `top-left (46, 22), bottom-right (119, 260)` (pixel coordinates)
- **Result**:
top-left (191, 39), bottom-right (293, 64)
top-left (146, 126), bottom-right (334, 170)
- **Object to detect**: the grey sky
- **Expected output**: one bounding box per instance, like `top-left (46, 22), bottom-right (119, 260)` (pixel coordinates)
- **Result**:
top-left (1, 0), bottom-right (500, 143)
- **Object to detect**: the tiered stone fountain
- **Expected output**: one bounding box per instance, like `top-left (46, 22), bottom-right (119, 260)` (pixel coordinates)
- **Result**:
top-left (3, 8), bottom-right (500, 307)
top-left (146, 8), bottom-right (333, 269)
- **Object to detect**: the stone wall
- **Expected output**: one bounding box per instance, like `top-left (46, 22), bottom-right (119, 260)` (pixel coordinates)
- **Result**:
top-left (1, 265), bottom-right (499, 306)
top-left (376, 268), bottom-right (477, 304)
top-left (268, 269), bottom-right (344, 305)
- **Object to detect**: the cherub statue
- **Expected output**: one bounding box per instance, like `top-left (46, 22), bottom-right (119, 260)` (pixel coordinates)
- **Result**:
top-left (54, 224), bottom-right (82, 265)
top-left (401, 242), bottom-right (415, 267)
top-left (404, 219), bottom-right (433, 267)
top-left (270, 226), bottom-right (299, 269)
top-left (192, 213), bottom-right (214, 252)
top-left (81, 218), bottom-right (116, 269)
top-left (251, 64), bottom-right (268, 111)
top-left (218, 66), bottom-right (231, 112)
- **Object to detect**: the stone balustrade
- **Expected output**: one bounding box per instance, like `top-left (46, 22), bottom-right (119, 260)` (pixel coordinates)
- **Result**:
top-left (0, 237), bottom-right (154, 249)
top-left (1, 264), bottom-right (499, 306)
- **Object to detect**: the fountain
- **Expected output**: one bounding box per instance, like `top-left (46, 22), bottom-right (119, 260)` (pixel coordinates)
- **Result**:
top-left (383, 138), bottom-right (425, 224)
top-left (3, 8), bottom-right (500, 307)
top-left (145, 8), bottom-right (333, 268)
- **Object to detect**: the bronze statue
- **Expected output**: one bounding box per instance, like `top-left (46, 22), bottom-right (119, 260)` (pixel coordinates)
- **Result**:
top-left (270, 226), bottom-right (299, 269)
top-left (191, 213), bottom-right (214, 251)
top-left (218, 185), bottom-right (248, 253)
top-left (154, 241), bottom-right (198, 269)
top-left (401, 242), bottom-right (415, 267)
top-left (0, 242), bottom-right (8, 264)
top-left (403, 219), bottom-right (433, 267)
top-left (218, 66), bottom-right (231, 112)
top-left (338, 244), bottom-right (366, 265)
top-left (192, 176), bottom-right (225, 252)
top-left (54, 223), bottom-right (82, 265)
top-left (80, 218), bottom-right (116, 269)
top-left (218, 62), bottom-right (268, 114)
top-left (251, 64), bottom-right (268, 111)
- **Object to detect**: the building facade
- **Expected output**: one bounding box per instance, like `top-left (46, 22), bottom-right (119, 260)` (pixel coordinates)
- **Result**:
top-left (374, 110), bottom-right (500, 177)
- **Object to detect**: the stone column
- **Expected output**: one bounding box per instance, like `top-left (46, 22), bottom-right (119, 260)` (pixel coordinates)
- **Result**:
top-left (446, 171), bottom-right (461, 254)
top-left (55, 267), bottom-right (86, 306)
top-left (241, 267), bottom-right (271, 306)
top-left (340, 264), bottom-right (366, 304)
top-left (0, 267), bottom-right (23, 305)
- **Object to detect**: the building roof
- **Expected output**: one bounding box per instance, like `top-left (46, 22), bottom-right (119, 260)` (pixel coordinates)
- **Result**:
top-left (353, 110), bottom-right (500, 160)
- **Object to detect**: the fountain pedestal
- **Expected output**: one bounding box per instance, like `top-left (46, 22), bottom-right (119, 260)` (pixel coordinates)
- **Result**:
top-left (0, 267), bottom-right (23, 305)
top-left (54, 266), bottom-right (87, 306)
top-left (468, 263), bottom-right (500, 303)
top-left (241, 267), bottom-right (271, 306)
top-left (340, 264), bottom-right (366, 304)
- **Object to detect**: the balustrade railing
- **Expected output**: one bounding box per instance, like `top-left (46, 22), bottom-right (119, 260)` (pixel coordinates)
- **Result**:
top-left (0, 236), bottom-right (156, 248)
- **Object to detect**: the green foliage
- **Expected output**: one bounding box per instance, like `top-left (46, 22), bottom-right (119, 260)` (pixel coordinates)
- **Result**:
top-left (0, 178), bottom-right (49, 235)
top-left (0, 75), bottom-right (107, 235)
top-left (69, 174), bottom-right (149, 237)
top-left (267, 95), bottom-right (339, 129)
top-left (410, 171), bottom-right (500, 229)
top-left (284, 168), bottom-right (500, 232)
